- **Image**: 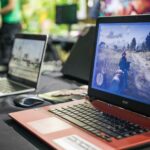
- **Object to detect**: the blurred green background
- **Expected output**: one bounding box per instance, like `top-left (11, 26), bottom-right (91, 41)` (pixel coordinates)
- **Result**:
top-left (21, 0), bottom-right (78, 34)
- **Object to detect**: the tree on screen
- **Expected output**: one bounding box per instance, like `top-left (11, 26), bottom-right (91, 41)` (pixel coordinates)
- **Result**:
top-left (130, 38), bottom-right (136, 51)
top-left (146, 32), bottom-right (150, 51)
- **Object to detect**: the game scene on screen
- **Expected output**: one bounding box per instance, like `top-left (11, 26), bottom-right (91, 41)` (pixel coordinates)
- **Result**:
top-left (92, 23), bottom-right (150, 105)
top-left (9, 39), bottom-right (45, 82)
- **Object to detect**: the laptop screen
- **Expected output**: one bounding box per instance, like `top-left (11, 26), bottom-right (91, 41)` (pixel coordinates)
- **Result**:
top-left (91, 22), bottom-right (150, 105)
top-left (8, 36), bottom-right (46, 85)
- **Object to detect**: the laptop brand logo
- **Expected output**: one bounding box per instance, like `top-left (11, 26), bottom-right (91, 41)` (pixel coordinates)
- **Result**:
top-left (122, 100), bottom-right (128, 105)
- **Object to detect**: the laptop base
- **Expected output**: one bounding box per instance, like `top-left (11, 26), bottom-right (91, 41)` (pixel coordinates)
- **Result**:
top-left (9, 99), bottom-right (150, 150)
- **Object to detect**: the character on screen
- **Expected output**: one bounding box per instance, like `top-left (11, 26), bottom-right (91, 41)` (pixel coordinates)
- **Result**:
top-left (110, 51), bottom-right (131, 93)
top-left (110, 69), bottom-right (124, 92)
top-left (119, 51), bottom-right (130, 89)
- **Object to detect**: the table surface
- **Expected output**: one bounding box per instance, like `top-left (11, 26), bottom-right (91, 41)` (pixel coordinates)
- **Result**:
top-left (0, 73), bottom-right (80, 150)
top-left (0, 73), bottom-right (149, 150)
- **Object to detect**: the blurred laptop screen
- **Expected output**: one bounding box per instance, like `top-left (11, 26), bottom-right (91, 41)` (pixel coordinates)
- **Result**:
top-left (55, 4), bottom-right (78, 25)
top-left (8, 38), bottom-right (45, 83)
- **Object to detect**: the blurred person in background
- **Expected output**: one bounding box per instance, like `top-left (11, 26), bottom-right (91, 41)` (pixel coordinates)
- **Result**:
top-left (89, 0), bottom-right (101, 19)
top-left (0, 0), bottom-right (21, 72)
top-left (89, 0), bottom-right (106, 18)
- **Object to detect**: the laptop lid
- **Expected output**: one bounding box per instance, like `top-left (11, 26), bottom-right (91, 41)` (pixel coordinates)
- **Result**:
top-left (62, 26), bottom-right (96, 83)
top-left (7, 34), bottom-right (48, 88)
top-left (88, 15), bottom-right (150, 117)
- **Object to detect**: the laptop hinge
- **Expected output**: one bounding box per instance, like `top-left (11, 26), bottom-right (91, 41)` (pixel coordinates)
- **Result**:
top-left (88, 96), bottom-right (97, 102)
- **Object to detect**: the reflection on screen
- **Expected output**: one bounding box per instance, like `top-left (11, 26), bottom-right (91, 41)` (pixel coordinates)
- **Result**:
top-left (8, 39), bottom-right (45, 83)
top-left (92, 22), bottom-right (150, 105)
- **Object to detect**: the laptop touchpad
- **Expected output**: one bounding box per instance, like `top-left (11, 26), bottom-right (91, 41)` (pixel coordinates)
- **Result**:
top-left (27, 117), bottom-right (72, 134)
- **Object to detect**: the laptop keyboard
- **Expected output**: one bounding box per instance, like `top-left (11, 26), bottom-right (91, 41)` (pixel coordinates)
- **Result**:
top-left (49, 102), bottom-right (149, 142)
top-left (0, 79), bottom-right (27, 93)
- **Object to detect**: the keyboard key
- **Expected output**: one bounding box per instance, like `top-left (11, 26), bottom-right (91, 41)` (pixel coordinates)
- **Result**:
top-left (61, 115), bottom-right (86, 127)
top-left (116, 135), bottom-right (124, 139)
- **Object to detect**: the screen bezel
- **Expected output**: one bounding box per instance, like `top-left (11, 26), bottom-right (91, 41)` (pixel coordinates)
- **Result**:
top-left (88, 15), bottom-right (150, 117)
top-left (7, 34), bottom-right (47, 88)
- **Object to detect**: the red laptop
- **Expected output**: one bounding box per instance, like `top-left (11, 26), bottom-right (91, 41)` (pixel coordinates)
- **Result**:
top-left (10, 15), bottom-right (150, 150)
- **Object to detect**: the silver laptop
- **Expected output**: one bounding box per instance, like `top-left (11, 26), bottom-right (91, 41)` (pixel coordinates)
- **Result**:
top-left (0, 34), bottom-right (48, 97)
